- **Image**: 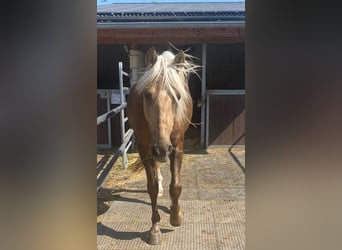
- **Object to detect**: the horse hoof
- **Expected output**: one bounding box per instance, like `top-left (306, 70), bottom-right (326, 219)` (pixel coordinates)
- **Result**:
top-left (147, 230), bottom-right (161, 245)
top-left (170, 207), bottom-right (182, 227)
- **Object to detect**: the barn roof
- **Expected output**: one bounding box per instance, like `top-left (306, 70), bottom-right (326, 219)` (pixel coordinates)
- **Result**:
top-left (97, 2), bottom-right (245, 27)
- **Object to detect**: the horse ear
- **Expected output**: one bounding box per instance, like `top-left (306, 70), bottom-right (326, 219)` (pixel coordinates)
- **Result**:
top-left (145, 47), bottom-right (158, 67)
top-left (174, 50), bottom-right (185, 66)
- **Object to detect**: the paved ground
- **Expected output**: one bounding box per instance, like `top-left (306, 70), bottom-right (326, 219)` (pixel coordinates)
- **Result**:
top-left (97, 146), bottom-right (245, 249)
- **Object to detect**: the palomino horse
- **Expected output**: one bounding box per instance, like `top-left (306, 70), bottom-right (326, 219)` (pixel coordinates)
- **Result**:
top-left (127, 47), bottom-right (198, 244)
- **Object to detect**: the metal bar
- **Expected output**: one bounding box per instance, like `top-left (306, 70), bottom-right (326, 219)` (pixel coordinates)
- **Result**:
top-left (200, 44), bottom-right (207, 148)
top-left (96, 103), bottom-right (127, 125)
top-left (125, 141), bottom-right (132, 153)
top-left (122, 71), bottom-right (129, 77)
top-left (119, 62), bottom-right (125, 108)
top-left (106, 90), bottom-right (112, 147)
top-left (97, 88), bottom-right (130, 96)
top-left (124, 128), bottom-right (134, 142)
top-left (119, 62), bottom-right (128, 169)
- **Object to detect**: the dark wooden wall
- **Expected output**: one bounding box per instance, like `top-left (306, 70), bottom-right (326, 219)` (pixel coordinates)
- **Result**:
top-left (205, 43), bottom-right (245, 146)
top-left (97, 45), bottom-right (129, 89)
top-left (208, 95), bottom-right (245, 146)
top-left (206, 43), bottom-right (245, 89)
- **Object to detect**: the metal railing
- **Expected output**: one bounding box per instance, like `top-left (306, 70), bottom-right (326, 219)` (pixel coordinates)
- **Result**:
top-left (97, 62), bottom-right (134, 191)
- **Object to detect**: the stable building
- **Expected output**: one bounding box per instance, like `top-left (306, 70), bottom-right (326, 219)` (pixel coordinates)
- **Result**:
top-left (97, 2), bottom-right (245, 148)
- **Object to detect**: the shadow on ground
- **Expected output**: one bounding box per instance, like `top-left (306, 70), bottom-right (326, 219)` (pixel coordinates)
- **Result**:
top-left (97, 222), bottom-right (173, 243)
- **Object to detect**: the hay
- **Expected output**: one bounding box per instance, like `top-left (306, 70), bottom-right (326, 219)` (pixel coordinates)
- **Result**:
top-left (97, 149), bottom-right (147, 191)
top-left (97, 126), bottom-right (201, 186)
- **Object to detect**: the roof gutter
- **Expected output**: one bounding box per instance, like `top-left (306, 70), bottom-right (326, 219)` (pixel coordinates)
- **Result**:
top-left (97, 21), bottom-right (245, 29)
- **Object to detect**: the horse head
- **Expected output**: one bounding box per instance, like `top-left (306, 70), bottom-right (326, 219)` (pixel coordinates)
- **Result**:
top-left (141, 47), bottom-right (191, 162)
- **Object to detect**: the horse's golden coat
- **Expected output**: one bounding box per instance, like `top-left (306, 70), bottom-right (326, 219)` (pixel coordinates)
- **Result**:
top-left (127, 47), bottom-right (198, 245)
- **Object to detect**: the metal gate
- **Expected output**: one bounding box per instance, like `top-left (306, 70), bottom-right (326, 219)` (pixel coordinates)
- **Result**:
top-left (97, 62), bottom-right (133, 191)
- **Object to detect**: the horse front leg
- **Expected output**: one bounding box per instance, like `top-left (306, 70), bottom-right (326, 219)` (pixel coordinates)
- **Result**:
top-left (156, 166), bottom-right (164, 197)
top-left (144, 158), bottom-right (162, 245)
top-left (169, 146), bottom-right (183, 227)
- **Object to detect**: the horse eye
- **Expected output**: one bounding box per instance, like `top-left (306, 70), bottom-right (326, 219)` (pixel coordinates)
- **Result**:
top-left (144, 91), bottom-right (152, 101)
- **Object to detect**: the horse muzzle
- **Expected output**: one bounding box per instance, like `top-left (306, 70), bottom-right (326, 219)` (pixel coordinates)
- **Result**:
top-left (151, 143), bottom-right (172, 162)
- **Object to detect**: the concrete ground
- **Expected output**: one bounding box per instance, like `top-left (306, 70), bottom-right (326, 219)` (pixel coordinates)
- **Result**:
top-left (97, 146), bottom-right (245, 250)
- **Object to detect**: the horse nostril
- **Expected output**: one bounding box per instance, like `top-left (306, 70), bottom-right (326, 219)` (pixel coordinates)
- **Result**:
top-left (168, 144), bottom-right (173, 154)
top-left (153, 145), bottom-right (160, 156)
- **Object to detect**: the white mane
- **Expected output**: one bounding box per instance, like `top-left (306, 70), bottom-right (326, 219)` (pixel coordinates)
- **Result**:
top-left (135, 50), bottom-right (199, 124)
